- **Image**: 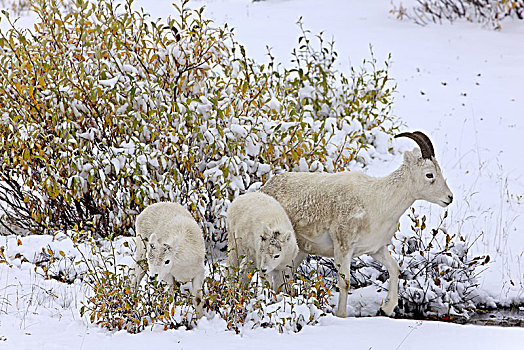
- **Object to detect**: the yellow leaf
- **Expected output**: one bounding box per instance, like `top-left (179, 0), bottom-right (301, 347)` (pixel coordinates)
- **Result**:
top-left (23, 148), bottom-right (30, 162)
top-left (17, 238), bottom-right (22, 246)
top-left (59, 250), bottom-right (65, 257)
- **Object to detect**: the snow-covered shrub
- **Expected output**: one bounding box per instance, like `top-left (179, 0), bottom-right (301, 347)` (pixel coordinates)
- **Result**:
top-left (203, 262), bottom-right (334, 333)
top-left (0, 0), bottom-right (396, 242)
top-left (392, 0), bottom-right (524, 29)
top-left (390, 208), bottom-right (490, 319)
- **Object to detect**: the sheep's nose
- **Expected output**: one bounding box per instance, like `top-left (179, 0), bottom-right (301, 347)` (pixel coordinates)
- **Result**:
top-left (261, 268), bottom-right (267, 273)
top-left (448, 194), bottom-right (453, 203)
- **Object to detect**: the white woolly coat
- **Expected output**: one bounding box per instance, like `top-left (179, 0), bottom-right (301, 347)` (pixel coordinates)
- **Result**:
top-left (260, 170), bottom-right (411, 257)
top-left (134, 202), bottom-right (205, 285)
top-left (226, 192), bottom-right (298, 275)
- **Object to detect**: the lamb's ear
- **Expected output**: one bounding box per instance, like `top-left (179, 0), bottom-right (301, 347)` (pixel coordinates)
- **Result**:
top-left (261, 224), bottom-right (271, 241)
top-left (149, 233), bottom-right (158, 245)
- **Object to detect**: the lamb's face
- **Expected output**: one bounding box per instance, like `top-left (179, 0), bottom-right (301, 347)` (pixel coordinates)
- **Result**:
top-left (405, 148), bottom-right (453, 207)
top-left (147, 233), bottom-right (176, 284)
top-left (258, 229), bottom-right (296, 274)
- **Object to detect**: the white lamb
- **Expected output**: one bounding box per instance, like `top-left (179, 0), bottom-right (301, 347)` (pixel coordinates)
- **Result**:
top-left (133, 202), bottom-right (206, 317)
top-left (226, 192), bottom-right (299, 291)
top-left (261, 131), bottom-right (453, 317)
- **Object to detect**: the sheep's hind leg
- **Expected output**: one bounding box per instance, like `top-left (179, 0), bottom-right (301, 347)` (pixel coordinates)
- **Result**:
top-left (334, 246), bottom-right (354, 318)
top-left (371, 245), bottom-right (399, 316)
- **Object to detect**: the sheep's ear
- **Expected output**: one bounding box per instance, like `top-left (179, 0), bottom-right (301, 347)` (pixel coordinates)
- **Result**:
top-left (403, 148), bottom-right (421, 164)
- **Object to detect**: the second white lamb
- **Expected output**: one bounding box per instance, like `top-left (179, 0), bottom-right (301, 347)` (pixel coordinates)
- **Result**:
top-left (226, 192), bottom-right (298, 291)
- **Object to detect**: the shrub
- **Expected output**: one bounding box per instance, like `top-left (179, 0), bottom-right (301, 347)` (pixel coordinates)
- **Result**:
top-left (392, 0), bottom-right (524, 29)
top-left (390, 208), bottom-right (490, 319)
top-left (0, 0), bottom-right (397, 243)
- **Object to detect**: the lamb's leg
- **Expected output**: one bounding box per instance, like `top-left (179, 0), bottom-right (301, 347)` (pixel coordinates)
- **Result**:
top-left (371, 245), bottom-right (400, 316)
top-left (334, 246), bottom-right (354, 318)
top-left (131, 236), bottom-right (147, 285)
top-left (191, 267), bottom-right (205, 319)
top-left (225, 248), bottom-right (239, 277)
top-left (238, 259), bottom-right (252, 288)
top-left (271, 251), bottom-right (307, 293)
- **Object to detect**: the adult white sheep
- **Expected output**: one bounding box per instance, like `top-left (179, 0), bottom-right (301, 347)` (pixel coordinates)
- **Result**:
top-left (133, 202), bottom-right (206, 317)
top-left (227, 192), bottom-right (299, 291)
top-left (260, 131), bottom-right (453, 317)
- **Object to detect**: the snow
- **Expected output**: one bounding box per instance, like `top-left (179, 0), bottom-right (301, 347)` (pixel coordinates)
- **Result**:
top-left (99, 76), bottom-right (119, 88)
top-left (2, 0), bottom-right (524, 347)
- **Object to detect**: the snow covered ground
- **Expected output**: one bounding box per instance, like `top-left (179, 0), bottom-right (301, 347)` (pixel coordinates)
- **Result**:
top-left (2, 0), bottom-right (524, 348)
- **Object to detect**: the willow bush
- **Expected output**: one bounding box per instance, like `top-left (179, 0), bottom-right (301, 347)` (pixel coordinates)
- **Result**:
top-left (0, 0), bottom-right (397, 242)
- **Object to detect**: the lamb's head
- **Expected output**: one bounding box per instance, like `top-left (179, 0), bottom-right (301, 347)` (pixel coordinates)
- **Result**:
top-left (147, 232), bottom-right (178, 283)
top-left (258, 225), bottom-right (297, 275)
top-left (396, 131), bottom-right (453, 207)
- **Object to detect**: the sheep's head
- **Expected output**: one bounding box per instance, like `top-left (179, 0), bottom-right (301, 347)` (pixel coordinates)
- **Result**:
top-left (147, 232), bottom-right (178, 283)
top-left (396, 131), bottom-right (453, 207)
top-left (257, 225), bottom-right (297, 275)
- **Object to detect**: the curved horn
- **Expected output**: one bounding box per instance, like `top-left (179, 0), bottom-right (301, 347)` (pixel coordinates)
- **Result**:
top-left (394, 131), bottom-right (435, 159)
top-left (412, 131), bottom-right (435, 158)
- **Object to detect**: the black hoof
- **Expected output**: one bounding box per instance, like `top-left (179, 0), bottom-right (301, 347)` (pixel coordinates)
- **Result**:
top-left (376, 306), bottom-right (399, 317)
top-left (376, 309), bottom-right (388, 317)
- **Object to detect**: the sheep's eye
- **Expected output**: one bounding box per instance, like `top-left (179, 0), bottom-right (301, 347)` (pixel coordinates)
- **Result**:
top-left (150, 244), bottom-right (155, 249)
top-left (164, 260), bottom-right (170, 265)
top-left (426, 173), bottom-right (434, 179)
top-left (274, 254), bottom-right (280, 259)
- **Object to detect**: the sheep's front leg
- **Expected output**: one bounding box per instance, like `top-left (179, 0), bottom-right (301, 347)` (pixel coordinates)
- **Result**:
top-left (334, 246), bottom-right (354, 318)
top-left (371, 245), bottom-right (400, 316)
